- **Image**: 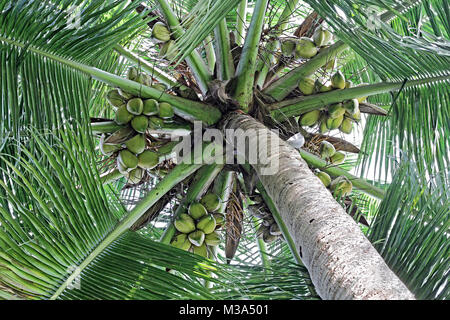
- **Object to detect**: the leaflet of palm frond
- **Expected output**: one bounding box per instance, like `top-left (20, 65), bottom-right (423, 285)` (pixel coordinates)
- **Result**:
top-left (225, 189), bottom-right (244, 265)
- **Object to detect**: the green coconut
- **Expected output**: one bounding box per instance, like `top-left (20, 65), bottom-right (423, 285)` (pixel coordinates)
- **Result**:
top-left (118, 149), bottom-right (138, 170)
top-left (171, 233), bottom-right (191, 251)
top-left (320, 140), bottom-right (336, 159)
top-left (345, 80), bottom-right (353, 88)
top-left (131, 115), bottom-right (149, 134)
top-left (298, 77), bottom-right (315, 95)
top-left (160, 40), bottom-right (178, 60)
top-left (339, 118), bottom-right (353, 134)
top-left (328, 103), bottom-right (345, 119)
top-left (138, 150), bottom-right (159, 169)
top-left (204, 231), bottom-right (221, 246)
top-left (319, 118), bottom-right (329, 133)
top-left (299, 110), bottom-right (321, 127)
top-left (142, 99), bottom-right (159, 116)
top-left (348, 109), bottom-right (361, 121)
top-left (127, 167), bottom-right (144, 184)
top-left (148, 116), bottom-right (165, 129)
top-left (330, 151), bottom-right (346, 164)
top-left (295, 37), bottom-right (318, 59)
top-left (192, 243), bottom-right (208, 257)
top-left (125, 134), bottom-right (146, 155)
top-left (106, 89), bottom-right (125, 108)
top-left (127, 67), bottom-right (139, 81)
top-left (196, 214), bottom-right (217, 234)
top-left (315, 79), bottom-right (333, 92)
top-left (135, 73), bottom-right (151, 86)
top-left (331, 71), bottom-right (346, 89)
top-left (330, 176), bottom-right (353, 196)
top-left (127, 98), bottom-right (144, 115)
top-left (158, 102), bottom-right (174, 119)
top-left (188, 230), bottom-right (205, 247)
top-left (269, 223), bottom-right (282, 236)
top-left (281, 39), bottom-right (297, 57)
top-left (326, 115), bottom-right (344, 130)
top-left (200, 193), bottom-right (221, 212)
top-left (313, 26), bottom-right (333, 47)
top-left (263, 229), bottom-right (277, 243)
top-left (117, 160), bottom-right (129, 175)
top-left (100, 137), bottom-right (121, 156)
top-left (188, 202), bottom-right (208, 220)
top-left (212, 213), bottom-right (225, 229)
top-left (343, 99), bottom-right (359, 116)
top-left (315, 171), bottom-right (332, 187)
top-left (115, 105), bottom-right (134, 125)
top-left (118, 88), bottom-right (134, 100)
top-left (174, 213), bottom-right (196, 234)
top-left (151, 22), bottom-right (171, 42)
top-left (152, 83), bottom-right (167, 92)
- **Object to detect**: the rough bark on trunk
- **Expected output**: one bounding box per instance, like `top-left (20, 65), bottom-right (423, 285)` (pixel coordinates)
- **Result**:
top-left (221, 113), bottom-right (415, 300)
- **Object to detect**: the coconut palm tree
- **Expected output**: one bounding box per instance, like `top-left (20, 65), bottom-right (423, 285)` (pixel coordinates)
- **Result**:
top-left (0, 0), bottom-right (448, 300)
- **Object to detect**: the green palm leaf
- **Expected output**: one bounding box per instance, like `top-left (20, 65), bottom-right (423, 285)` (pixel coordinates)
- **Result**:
top-left (368, 159), bottom-right (449, 299)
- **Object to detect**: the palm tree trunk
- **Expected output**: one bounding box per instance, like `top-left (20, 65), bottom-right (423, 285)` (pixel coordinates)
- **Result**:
top-left (221, 112), bottom-right (415, 300)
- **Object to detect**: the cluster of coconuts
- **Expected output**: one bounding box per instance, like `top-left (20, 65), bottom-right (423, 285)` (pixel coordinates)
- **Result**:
top-left (151, 22), bottom-right (179, 60)
top-left (314, 140), bottom-right (353, 196)
top-left (298, 71), bottom-right (366, 134)
top-left (103, 67), bottom-right (176, 184)
top-left (281, 26), bottom-right (333, 60)
top-left (171, 193), bottom-right (226, 258)
top-left (248, 195), bottom-right (283, 244)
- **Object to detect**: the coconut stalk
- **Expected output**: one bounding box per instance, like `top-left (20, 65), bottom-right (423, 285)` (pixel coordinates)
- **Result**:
top-left (298, 150), bottom-right (385, 199)
top-left (252, 216), bottom-right (271, 272)
top-left (0, 36), bottom-right (222, 126)
top-left (160, 164), bottom-right (224, 244)
top-left (214, 18), bottom-right (235, 81)
top-left (270, 74), bottom-right (449, 120)
top-left (233, 0), bottom-right (270, 111)
top-left (205, 170), bottom-right (235, 288)
top-left (204, 35), bottom-right (216, 74)
top-left (91, 121), bottom-right (123, 134)
top-left (212, 170), bottom-right (235, 213)
top-left (155, 0), bottom-right (212, 95)
top-left (235, 0), bottom-right (248, 46)
top-left (255, 0), bottom-right (300, 89)
top-left (99, 169), bottom-right (123, 185)
top-left (113, 44), bottom-right (178, 88)
top-left (222, 112), bottom-right (415, 299)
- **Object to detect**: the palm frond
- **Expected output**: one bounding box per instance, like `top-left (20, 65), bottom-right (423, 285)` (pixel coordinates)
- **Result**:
top-left (332, 0), bottom-right (450, 180)
top-left (167, 0), bottom-right (242, 63)
top-left (368, 159), bottom-right (449, 300)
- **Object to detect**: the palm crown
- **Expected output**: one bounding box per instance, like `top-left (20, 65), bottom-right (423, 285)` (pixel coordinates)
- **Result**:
top-left (0, 0), bottom-right (448, 300)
